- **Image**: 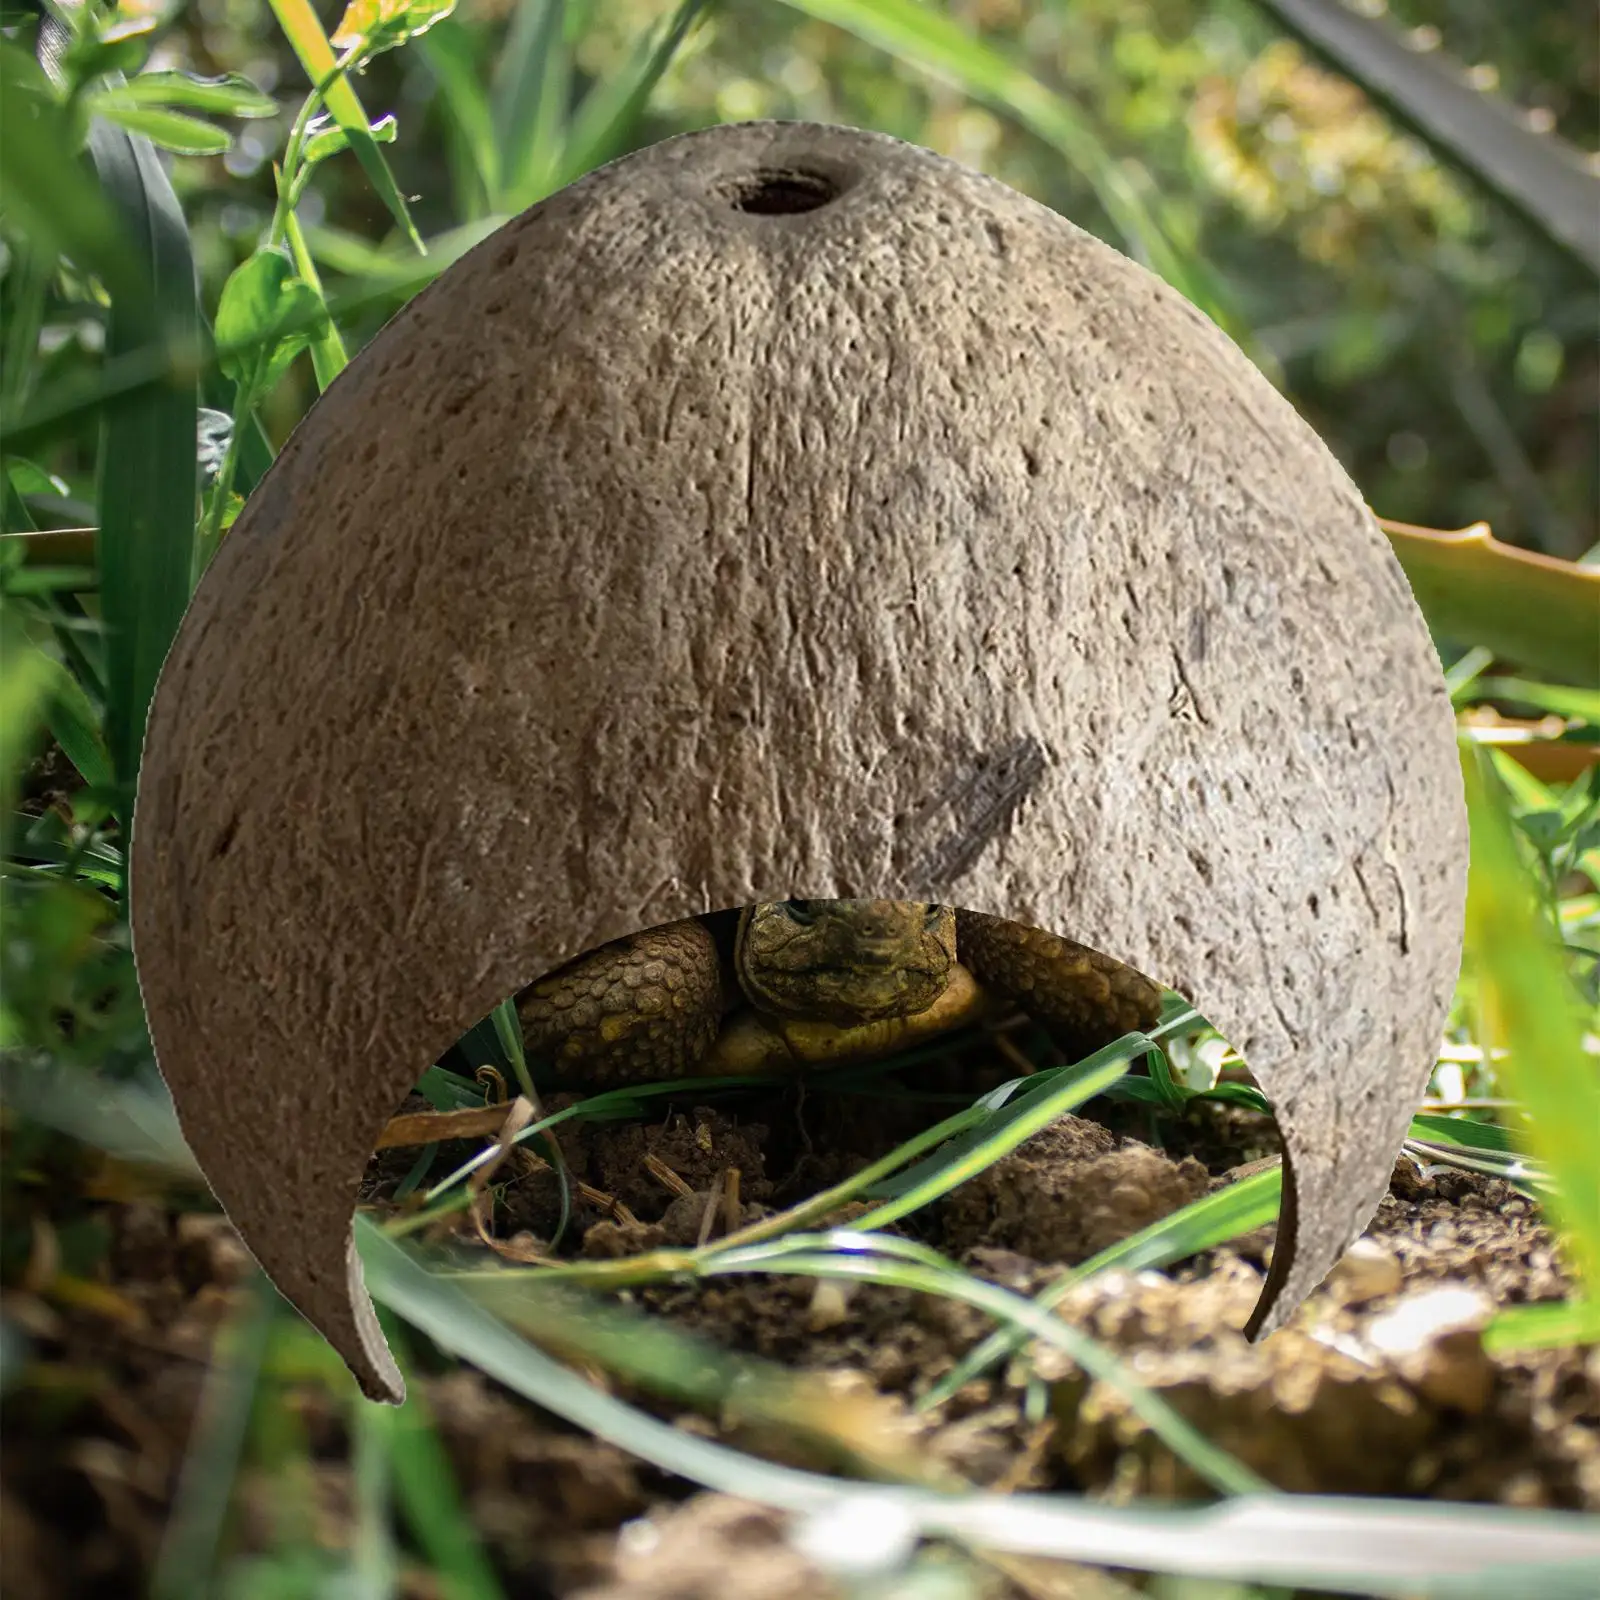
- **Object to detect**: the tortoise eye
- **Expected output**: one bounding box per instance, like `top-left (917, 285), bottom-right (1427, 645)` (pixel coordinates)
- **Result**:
top-left (924, 903), bottom-right (944, 924)
top-left (783, 899), bottom-right (818, 925)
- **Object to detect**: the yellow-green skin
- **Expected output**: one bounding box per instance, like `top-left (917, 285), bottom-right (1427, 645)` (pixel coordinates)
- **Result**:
top-left (515, 900), bottom-right (1162, 1088)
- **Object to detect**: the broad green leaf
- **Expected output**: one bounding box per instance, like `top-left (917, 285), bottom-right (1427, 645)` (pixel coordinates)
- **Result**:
top-left (88, 98), bottom-right (234, 156)
top-left (0, 41), bottom-right (143, 310)
top-left (267, 0), bottom-right (426, 252)
top-left (86, 113), bottom-right (199, 823)
top-left (330, 0), bottom-right (458, 57)
top-left (1384, 518), bottom-right (1600, 686)
top-left (214, 247), bottom-right (327, 388)
top-left (113, 70), bottom-right (280, 119)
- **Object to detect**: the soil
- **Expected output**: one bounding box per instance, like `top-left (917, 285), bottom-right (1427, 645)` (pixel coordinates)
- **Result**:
top-left (2, 1058), bottom-right (1596, 1600)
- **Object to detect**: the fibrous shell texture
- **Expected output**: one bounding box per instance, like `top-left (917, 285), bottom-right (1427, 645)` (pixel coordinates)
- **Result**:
top-left (131, 121), bottom-right (1467, 1404)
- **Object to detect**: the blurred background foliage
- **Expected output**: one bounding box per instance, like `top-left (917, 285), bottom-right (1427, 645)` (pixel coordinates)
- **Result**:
top-left (21, 0), bottom-right (1594, 561)
top-left (1, 3), bottom-right (1598, 1593)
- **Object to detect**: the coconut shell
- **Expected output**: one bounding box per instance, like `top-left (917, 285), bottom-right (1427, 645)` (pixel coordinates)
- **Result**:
top-left (131, 122), bottom-right (1467, 1404)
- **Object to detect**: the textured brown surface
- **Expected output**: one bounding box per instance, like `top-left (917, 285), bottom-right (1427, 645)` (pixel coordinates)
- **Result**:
top-left (517, 916), bottom-right (725, 1086)
top-left (130, 121), bottom-right (1466, 1403)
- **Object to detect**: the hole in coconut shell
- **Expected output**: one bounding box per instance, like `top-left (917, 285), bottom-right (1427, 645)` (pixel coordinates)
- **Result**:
top-left (725, 167), bottom-right (843, 215)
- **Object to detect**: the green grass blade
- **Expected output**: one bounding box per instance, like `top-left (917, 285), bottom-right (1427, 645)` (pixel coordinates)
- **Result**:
top-left (860, 1042), bottom-right (1141, 1213)
top-left (707, 1241), bottom-right (1270, 1496)
top-left (267, 0), bottom-right (426, 252)
top-left (283, 208), bottom-right (350, 389)
top-left (348, 1387), bottom-right (401, 1598)
top-left (924, 1163), bottom-right (1285, 1408)
top-left (360, 1223), bottom-right (1600, 1595)
top-left (34, 645), bottom-right (113, 789)
top-left (1484, 1298), bottom-right (1600, 1355)
top-left (490, 0), bottom-right (569, 208)
top-left (1463, 751), bottom-right (1600, 1299)
top-left (557, 0), bottom-right (707, 186)
top-left (0, 41), bottom-right (143, 311)
top-left (0, 606), bottom-right (53, 845)
top-left (417, 18), bottom-right (500, 214)
top-left (149, 1280), bottom-right (277, 1600)
top-left (379, 1321), bottom-right (509, 1600)
top-left (1470, 679), bottom-right (1600, 722)
top-left (1250, 0), bottom-right (1600, 276)
top-left (85, 116), bottom-right (199, 820)
top-left (773, 0), bottom-right (1238, 337)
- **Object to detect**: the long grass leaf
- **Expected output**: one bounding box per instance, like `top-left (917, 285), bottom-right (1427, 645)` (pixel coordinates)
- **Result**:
top-left (773, 0), bottom-right (1238, 338)
top-left (378, 1322), bottom-right (508, 1600)
top-left (359, 1219), bottom-right (1600, 1595)
top-left (85, 116), bottom-right (199, 820)
top-left (1463, 751), bottom-right (1600, 1298)
top-left (266, 0), bottom-right (426, 251)
top-left (0, 41), bottom-right (143, 310)
top-left (1251, 0), bottom-right (1600, 275)
top-left (5, 1064), bottom-right (1598, 1595)
top-left (418, 18), bottom-right (500, 213)
top-left (558, 0), bottom-right (707, 186)
top-left (925, 1164), bottom-right (1285, 1407)
top-left (490, 0), bottom-right (569, 208)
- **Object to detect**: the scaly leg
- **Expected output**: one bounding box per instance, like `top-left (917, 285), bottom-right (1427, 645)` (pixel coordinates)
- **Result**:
top-left (515, 919), bottom-right (725, 1087)
top-left (954, 908), bottom-right (1163, 1062)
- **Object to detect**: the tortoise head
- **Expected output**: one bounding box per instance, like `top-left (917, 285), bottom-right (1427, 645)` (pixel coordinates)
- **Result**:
top-left (735, 899), bottom-right (958, 1027)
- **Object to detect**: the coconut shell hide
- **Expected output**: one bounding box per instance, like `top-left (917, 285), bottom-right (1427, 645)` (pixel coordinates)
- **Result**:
top-left (131, 122), bottom-right (1467, 1404)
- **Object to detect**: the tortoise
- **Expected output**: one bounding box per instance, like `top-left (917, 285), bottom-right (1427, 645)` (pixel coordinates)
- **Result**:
top-left (515, 900), bottom-right (1164, 1087)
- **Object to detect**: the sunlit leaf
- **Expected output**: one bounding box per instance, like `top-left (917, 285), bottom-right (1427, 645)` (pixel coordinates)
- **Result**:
top-left (88, 97), bottom-right (235, 156)
top-left (113, 70), bottom-right (280, 119)
top-left (214, 247), bottom-right (327, 389)
top-left (267, 0), bottom-right (426, 251)
top-left (300, 111), bottom-right (399, 170)
top-left (1464, 751), bottom-right (1600, 1300)
top-left (330, 0), bottom-right (458, 57)
top-left (1383, 518), bottom-right (1600, 686)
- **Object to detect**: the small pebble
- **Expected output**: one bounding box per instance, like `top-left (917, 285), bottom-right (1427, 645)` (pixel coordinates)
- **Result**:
top-left (1330, 1238), bottom-right (1403, 1303)
top-left (790, 1494), bottom-right (918, 1576)
top-left (1366, 1284), bottom-right (1496, 1413)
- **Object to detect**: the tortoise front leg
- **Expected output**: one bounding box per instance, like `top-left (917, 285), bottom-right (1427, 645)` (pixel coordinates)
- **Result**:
top-left (954, 908), bottom-right (1163, 1061)
top-left (515, 919), bottom-right (725, 1088)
